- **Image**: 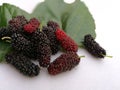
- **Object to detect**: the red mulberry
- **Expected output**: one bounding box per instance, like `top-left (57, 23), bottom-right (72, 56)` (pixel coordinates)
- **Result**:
top-left (48, 52), bottom-right (80, 75)
top-left (55, 28), bottom-right (78, 52)
top-left (83, 34), bottom-right (106, 58)
top-left (42, 26), bottom-right (60, 54)
top-left (23, 23), bottom-right (37, 33)
top-left (5, 52), bottom-right (40, 77)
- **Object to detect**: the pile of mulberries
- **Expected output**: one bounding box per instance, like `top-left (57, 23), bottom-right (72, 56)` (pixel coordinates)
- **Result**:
top-left (0, 15), bottom-right (107, 77)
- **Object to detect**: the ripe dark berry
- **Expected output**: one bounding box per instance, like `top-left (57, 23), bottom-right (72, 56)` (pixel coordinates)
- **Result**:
top-left (31, 30), bottom-right (51, 67)
top-left (48, 52), bottom-right (80, 75)
top-left (0, 27), bottom-right (12, 39)
top-left (11, 33), bottom-right (30, 51)
top-left (37, 42), bottom-right (51, 67)
top-left (5, 52), bottom-right (40, 77)
top-left (11, 33), bottom-right (36, 59)
top-left (47, 21), bottom-right (59, 31)
top-left (55, 28), bottom-right (78, 52)
top-left (8, 15), bottom-right (28, 33)
top-left (83, 34), bottom-right (106, 58)
top-left (42, 26), bottom-right (60, 54)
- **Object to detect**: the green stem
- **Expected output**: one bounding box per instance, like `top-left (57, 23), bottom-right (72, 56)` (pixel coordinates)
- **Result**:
top-left (102, 54), bottom-right (113, 58)
top-left (1, 37), bottom-right (11, 40)
top-left (79, 56), bottom-right (85, 58)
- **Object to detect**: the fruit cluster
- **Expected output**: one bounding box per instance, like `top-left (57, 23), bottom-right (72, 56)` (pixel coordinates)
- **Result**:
top-left (0, 16), bottom-right (107, 77)
top-left (0, 16), bottom-right (82, 77)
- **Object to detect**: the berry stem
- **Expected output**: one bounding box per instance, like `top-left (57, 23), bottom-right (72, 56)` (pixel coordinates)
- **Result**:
top-left (1, 36), bottom-right (11, 40)
top-left (6, 40), bottom-right (11, 43)
top-left (79, 56), bottom-right (85, 58)
top-left (102, 54), bottom-right (113, 58)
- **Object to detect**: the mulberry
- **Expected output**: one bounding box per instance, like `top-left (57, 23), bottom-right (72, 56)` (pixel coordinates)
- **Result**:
top-left (31, 29), bottom-right (50, 46)
top-left (23, 23), bottom-right (37, 33)
top-left (23, 18), bottom-right (40, 33)
top-left (47, 21), bottom-right (59, 31)
top-left (37, 42), bottom-right (51, 67)
top-left (83, 34), bottom-right (106, 58)
top-left (8, 15), bottom-right (28, 33)
top-left (11, 33), bottom-right (36, 58)
top-left (48, 52), bottom-right (80, 75)
top-left (29, 18), bottom-right (40, 28)
top-left (0, 27), bottom-right (12, 39)
top-left (5, 52), bottom-right (40, 76)
top-left (42, 26), bottom-right (60, 54)
top-left (31, 30), bottom-right (51, 67)
top-left (55, 28), bottom-right (78, 52)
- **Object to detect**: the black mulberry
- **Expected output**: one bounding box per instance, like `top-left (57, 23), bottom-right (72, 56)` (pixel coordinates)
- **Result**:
top-left (42, 26), bottom-right (60, 54)
top-left (0, 27), bottom-right (12, 39)
top-left (11, 33), bottom-right (36, 59)
top-left (5, 52), bottom-right (40, 77)
top-left (83, 34), bottom-right (106, 58)
top-left (31, 30), bottom-right (51, 67)
top-left (47, 21), bottom-right (59, 31)
top-left (37, 42), bottom-right (51, 67)
top-left (8, 15), bottom-right (28, 33)
top-left (48, 52), bottom-right (80, 75)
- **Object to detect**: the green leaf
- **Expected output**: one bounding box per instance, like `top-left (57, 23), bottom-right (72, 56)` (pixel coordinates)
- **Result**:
top-left (0, 3), bottom-right (30, 27)
top-left (0, 41), bottom-right (11, 62)
top-left (32, 0), bottom-right (96, 46)
top-left (62, 0), bottom-right (96, 46)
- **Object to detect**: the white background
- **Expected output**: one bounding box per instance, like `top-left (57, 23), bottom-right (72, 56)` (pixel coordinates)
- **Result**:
top-left (0, 0), bottom-right (120, 90)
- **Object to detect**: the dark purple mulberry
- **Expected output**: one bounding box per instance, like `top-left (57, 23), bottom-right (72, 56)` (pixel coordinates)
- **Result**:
top-left (0, 27), bottom-right (12, 39)
top-left (48, 52), bottom-right (80, 75)
top-left (83, 34), bottom-right (106, 58)
top-left (31, 30), bottom-right (51, 67)
top-left (8, 15), bottom-right (28, 33)
top-left (37, 42), bottom-right (51, 67)
top-left (5, 52), bottom-right (40, 77)
top-left (42, 26), bottom-right (60, 54)
top-left (11, 33), bottom-right (36, 59)
top-left (47, 21), bottom-right (59, 31)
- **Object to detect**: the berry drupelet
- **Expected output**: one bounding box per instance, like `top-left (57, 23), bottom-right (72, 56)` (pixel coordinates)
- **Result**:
top-left (48, 52), bottom-right (80, 75)
top-left (5, 52), bottom-right (40, 77)
top-left (55, 28), bottom-right (78, 52)
top-left (42, 26), bottom-right (60, 54)
top-left (83, 34), bottom-right (106, 58)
